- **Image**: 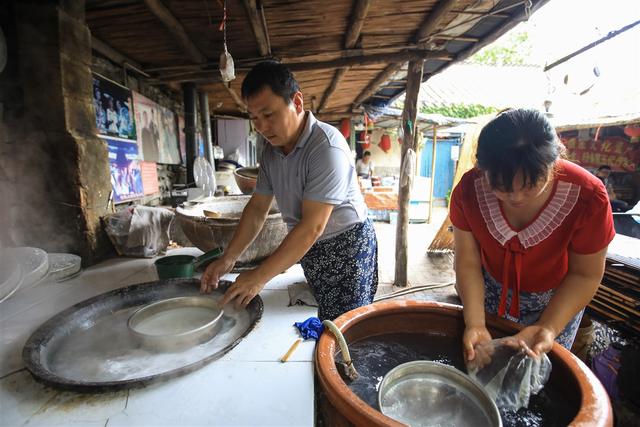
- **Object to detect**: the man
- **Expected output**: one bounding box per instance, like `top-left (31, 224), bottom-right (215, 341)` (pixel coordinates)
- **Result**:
top-left (595, 165), bottom-right (629, 212)
top-left (356, 150), bottom-right (375, 178)
top-left (200, 61), bottom-right (378, 320)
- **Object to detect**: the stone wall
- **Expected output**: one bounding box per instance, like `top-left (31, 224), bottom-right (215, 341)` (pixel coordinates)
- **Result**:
top-left (0, 1), bottom-right (112, 263)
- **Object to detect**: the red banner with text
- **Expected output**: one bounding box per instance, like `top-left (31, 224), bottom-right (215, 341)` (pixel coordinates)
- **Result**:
top-left (561, 136), bottom-right (640, 172)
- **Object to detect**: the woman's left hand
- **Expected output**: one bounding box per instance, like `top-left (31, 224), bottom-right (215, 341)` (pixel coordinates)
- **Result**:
top-left (504, 324), bottom-right (557, 358)
top-left (221, 270), bottom-right (267, 309)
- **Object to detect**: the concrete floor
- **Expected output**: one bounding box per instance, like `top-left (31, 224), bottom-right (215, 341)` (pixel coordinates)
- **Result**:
top-left (372, 207), bottom-right (461, 305)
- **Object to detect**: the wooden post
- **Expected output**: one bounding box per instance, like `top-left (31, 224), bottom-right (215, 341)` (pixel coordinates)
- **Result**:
top-left (394, 59), bottom-right (423, 287)
top-left (428, 125), bottom-right (437, 223)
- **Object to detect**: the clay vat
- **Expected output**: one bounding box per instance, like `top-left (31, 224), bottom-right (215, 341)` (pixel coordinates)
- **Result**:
top-left (315, 301), bottom-right (612, 427)
top-left (176, 195), bottom-right (288, 265)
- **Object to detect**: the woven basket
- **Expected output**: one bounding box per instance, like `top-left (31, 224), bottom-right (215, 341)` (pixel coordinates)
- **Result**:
top-left (175, 196), bottom-right (288, 265)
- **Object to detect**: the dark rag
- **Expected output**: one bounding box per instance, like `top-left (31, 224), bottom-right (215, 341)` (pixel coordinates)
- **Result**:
top-left (294, 317), bottom-right (324, 340)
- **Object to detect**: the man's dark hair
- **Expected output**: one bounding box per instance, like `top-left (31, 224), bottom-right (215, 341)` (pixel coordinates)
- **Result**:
top-left (241, 61), bottom-right (300, 104)
top-left (363, 151), bottom-right (371, 157)
top-left (597, 165), bottom-right (612, 172)
top-left (476, 108), bottom-right (560, 192)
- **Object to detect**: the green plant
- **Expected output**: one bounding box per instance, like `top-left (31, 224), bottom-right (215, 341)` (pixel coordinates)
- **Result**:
top-left (420, 103), bottom-right (498, 119)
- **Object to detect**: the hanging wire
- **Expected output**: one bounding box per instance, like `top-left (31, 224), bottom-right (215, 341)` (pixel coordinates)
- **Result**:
top-left (218, 0), bottom-right (228, 52)
top-left (202, 0), bottom-right (213, 27)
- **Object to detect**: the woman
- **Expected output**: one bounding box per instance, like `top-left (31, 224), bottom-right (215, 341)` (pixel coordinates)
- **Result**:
top-left (450, 109), bottom-right (615, 361)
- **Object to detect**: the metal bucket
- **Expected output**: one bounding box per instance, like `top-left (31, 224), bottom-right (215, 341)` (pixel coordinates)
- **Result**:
top-left (378, 361), bottom-right (502, 427)
top-left (128, 296), bottom-right (224, 351)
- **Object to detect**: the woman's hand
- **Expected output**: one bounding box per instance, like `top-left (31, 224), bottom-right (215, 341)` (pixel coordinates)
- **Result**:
top-left (504, 324), bottom-right (556, 357)
top-left (463, 325), bottom-right (493, 362)
top-left (220, 269), bottom-right (267, 309)
top-left (200, 256), bottom-right (236, 293)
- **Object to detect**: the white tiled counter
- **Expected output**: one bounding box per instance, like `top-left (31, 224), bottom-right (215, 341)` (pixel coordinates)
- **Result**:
top-left (0, 250), bottom-right (317, 427)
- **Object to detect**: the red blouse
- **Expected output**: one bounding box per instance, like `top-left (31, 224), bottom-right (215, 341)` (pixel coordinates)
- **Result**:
top-left (450, 160), bottom-right (615, 318)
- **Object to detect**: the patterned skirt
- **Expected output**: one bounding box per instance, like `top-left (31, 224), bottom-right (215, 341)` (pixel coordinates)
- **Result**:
top-left (300, 219), bottom-right (378, 320)
top-left (483, 270), bottom-right (583, 349)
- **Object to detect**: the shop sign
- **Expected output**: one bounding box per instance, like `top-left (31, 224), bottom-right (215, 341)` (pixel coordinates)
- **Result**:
top-left (561, 136), bottom-right (640, 172)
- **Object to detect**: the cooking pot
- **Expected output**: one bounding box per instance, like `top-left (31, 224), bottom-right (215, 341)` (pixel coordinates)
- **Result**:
top-left (154, 247), bottom-right (223, 279)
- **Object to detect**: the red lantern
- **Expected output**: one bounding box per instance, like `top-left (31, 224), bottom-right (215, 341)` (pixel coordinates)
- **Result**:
top-left (379, 134), bottom-right (391, 153)
top-left (340, 118), bottom-right (351, 139)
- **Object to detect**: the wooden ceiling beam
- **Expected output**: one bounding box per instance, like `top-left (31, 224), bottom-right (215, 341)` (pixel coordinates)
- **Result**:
top-left (287, 50), bottom-right (450, 72)
top-left (143, 0), bottom-right (207, 64)
top-left (91, 36), bottom-right (144, 72)
top-left (223, 83), bottom-right (248, 113)
top-left (242, 0), bottom-right (271, 57)
top-left (354, 0), bottom-right (458, 107)
top-left (415, 0), bottom-right (459, 43)
top-left (353, 63), bottom-right (403, 105)
top-left (318, 68), bottom-right (348, 112)
top-left (431, 0), bottom-right (552, 78)
top-left (431, 35), bottom-right (479, 42)
top-left (344, 0), bottom-right (372, 49)
top-left (153, 50), bottom-right (450, 82)
top-left (318, 0), bottom-right (372, 113)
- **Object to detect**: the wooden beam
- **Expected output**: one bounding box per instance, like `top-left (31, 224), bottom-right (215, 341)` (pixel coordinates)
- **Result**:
top-left (223, 83), bottom-right (247, 112)
top-left (155, 50), bottom-right (451, 82)
top-left (318, 68), bottom-right (348, 112)
top-left (344, 0), bottom-right (372, 49)
top-left (431, 35), bottom-right (479, 43)
top-left (318, 0), bottom-right (372, 113)
top-left (353, 63), bottom-right (403, 105)
top-left (143, 0), bottom-right (207, 64)
top-left (415, 0), bottom-right (459, 42)
top-left (451, 9), bottom-right (509, 19)
top-left (394, 59), bottom-right (424, 288)
top-left (91, 36), bottom-right (144, 71)
top-left (353, 0), bottom-right (457, 107)
top-left (242, 0), bottom-right (271, 56)
top-left (315, 112), bottom-right (360, 121)
top-left (286, 50), bottom-right (450, 72)
top-left (431, 0), bottom-right (552, 78)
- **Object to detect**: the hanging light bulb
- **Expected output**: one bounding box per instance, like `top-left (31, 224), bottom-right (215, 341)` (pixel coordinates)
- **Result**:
top-left (219, 0), bottom-right (235, 82)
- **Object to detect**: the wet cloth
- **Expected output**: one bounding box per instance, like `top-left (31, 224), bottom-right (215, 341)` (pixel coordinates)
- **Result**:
top-left (294, 317), bottom-right (324, 340)
top-left (450, 160), bottom-right (615, 317)
top-left (484, 270), bottom-right (583, 349)
top-left (300, 218), bottom-right (378, 321)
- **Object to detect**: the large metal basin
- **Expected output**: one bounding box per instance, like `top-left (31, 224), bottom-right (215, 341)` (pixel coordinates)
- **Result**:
top-left (176, 195), bottom-right (288, 265)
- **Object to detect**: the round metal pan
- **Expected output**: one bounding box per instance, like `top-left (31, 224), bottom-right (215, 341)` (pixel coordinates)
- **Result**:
top-left (378, 361), bottom-right (502, 427)
top-left (22, 279), bottom-right (262, 392)
top-left (128, 296), bottom-right (224, 351)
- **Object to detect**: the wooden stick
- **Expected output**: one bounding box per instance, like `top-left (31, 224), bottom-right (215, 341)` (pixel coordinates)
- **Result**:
top-left (280, 338), bottom-right (302, 363)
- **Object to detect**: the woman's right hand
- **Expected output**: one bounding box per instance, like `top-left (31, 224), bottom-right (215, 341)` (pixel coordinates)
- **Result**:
top-left (462, 325), bottom-right (492, 362)
top-left (200, 256), bottom-right (236, 293)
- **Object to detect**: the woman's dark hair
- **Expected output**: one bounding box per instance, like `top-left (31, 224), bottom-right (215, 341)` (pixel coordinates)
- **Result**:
top-left (363, 151), bottom-right (371, 157)
top-left (476, 108), bottom-right (560, 192)
top-left (241, 60), bottom-right (300, 104)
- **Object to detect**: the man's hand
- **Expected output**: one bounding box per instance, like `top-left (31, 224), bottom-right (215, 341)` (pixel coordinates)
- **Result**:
top-left (220, 269), bottom-right (267, 309)
top-left (200, 256), bottom-right (236, 293)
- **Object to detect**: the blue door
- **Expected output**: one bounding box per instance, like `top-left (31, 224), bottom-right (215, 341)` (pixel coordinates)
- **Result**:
top-left (420, 138), bottom-right (458, 199)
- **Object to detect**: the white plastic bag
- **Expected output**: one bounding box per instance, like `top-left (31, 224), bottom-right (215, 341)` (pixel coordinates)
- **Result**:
top-left (466, 338), bottom-right (552, 411)
top-left (219, 49), bottom-right (235, 82)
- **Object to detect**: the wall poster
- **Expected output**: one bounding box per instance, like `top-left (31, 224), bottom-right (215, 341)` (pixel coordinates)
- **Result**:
top-left (92, 74), bottom-right (136, 141)
top-left (104, 136), bottom-right (144, 203)
top-left (132, 92), bottom-right (181, 164)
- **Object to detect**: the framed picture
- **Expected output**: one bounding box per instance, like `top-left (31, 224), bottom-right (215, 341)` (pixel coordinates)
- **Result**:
top-left (92, 73), bottom-right (136, 141)
top-left (133, 92), bottom-right (181, 164)
top-left (104, 136), bottom-right (144, 203)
